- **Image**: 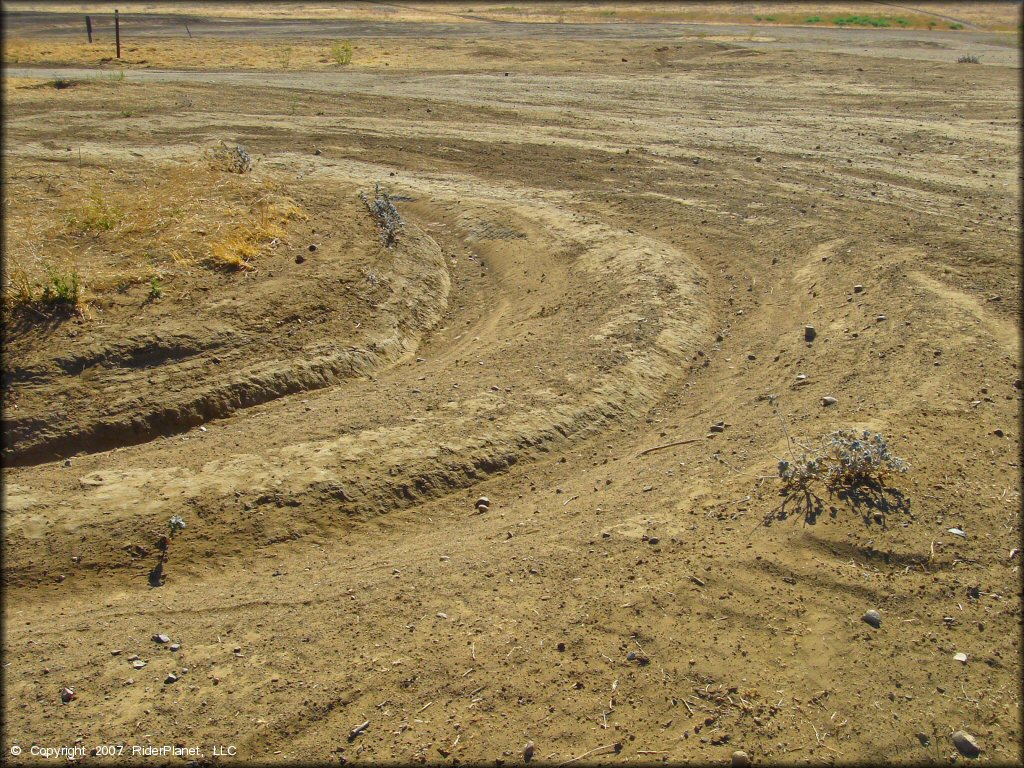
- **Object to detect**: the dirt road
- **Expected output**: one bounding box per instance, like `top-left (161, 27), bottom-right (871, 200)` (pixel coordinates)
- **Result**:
top-left (2, 7), bottom-right (1021, 765)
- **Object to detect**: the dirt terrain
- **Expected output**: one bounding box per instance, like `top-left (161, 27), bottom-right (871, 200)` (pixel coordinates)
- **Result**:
top-left (2, 3), bottom-right (1021, 765)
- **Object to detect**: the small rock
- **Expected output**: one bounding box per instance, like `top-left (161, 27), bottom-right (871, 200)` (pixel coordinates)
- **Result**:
top-left (795, 373), bottom-right (807, 381)
top-left (476, 496), bottom-right (490, 510)
top-left (709, 423), bottom-right (726, 433)
top-left (747, 353), bottom-right (757, 361)
top-left (731, 750), bottom-right (752, 768)
top-left (308, 243), bottom-right (318, 252)
top-left (754, 156), bottom-right (762, 163)
top-left (821, 396), bottom-right (838, 407)
top-left (557, 642), bottom-right (566, 652)
top-left (110, 649), bottom-right (123, 656)
top-left (295, 254), bottom-right (305, 264)
top-left (876, 314), bottom-right (887, 322)
top-left (916, 732), bottom-right (931, 747)
top-left (132, 660), bottom-right (147, 670)
top-left (153, 634), bottom-right (170, 644)
top-left (951, 730), bottom-right (981, 758)
top-left (626, 651), bottom-right (637, 661)
top-left (862, 609), bottom-right (882, 628)
top-left (164, 673), bottom-right (178, 685)
top-left (648, 537), bottom-right (660, 545)
top-left (948, 527), bottom-right (967, 538)
top-left (953, 652), bottom-right (968, 664)
top-left (313, 147), bottom-right (322, 155)
top-left (853, 284), bottom-right (864, 293)
top-left (60, 687), bottom-right (75, 703)
top-left (436, 612), bottom-right (448, 619)
top-left (967, 586), bottom-right (981, 600)
top-left (993, 428), bottom-right (1004, 437)
top-left (804, 325), bottom-right (816, 342)
top-left (524, 741), bottom-right (535, 762)
top-left (169, 644), bottom-right (181, 652)
top-left (63, 459), bottom-right (72, 467)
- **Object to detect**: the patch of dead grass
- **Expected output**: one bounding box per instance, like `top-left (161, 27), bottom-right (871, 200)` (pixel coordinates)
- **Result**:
top-left (3, 155), bottom-right (306, 318)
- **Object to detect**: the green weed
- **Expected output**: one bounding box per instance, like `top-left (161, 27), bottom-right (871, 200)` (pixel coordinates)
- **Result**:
top-left (833, 15), bottom-right (892, 28)
top-left (64, 192), bottom-right (124, 233)
top-left (330, 40), bottom-right (353, 65)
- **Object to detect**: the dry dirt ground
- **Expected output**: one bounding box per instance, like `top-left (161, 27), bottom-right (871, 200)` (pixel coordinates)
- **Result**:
top-left (2, 4), bottom-right (1022, 766)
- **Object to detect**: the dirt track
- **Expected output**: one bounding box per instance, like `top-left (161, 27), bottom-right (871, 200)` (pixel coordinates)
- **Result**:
top-left (2, 7), bottom-right (1022, 766)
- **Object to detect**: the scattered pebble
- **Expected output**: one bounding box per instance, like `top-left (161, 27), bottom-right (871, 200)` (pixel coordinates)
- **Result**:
top-left (476, 496), bottom-right (490, 511)
top-left (954, 652), bottom-right (968, 664)
top-left (557, 642), bottom-right (566, 652)
top-left (164, 673), bottom-right (178, 685)
top-left (993, 428), bottom-right (1004, 437)
top-left (951, 730), bottom-right (981, 758)
top-left (63, 459), bottom-right (72, 467)
top-left (169, 644), bottom-right (181, 652)
top-left (152, 634), bottom-right (170, 644)
top-left (436, 612), bottom-right (448, 620)
top-left (862, 609), bottom-right (882, 628)
top-left (60, 687), bottom-right (75, 704)
top-left (132, 660), bottom-right (147, 670)
top-left (822, 396), bottom-right (838, 407)
top-left (804, 325), bottom-right (816, 342)
top-left (524, 741), bottom-right (535, 762)
top-left (916, 732), bottom-right (931, 747)
top-left (853, 284), bottom-right (864, 293)
top-left (876, 315), bottom-right (887, 322)
top-left (731, 750), bottom-right (752, 768)
top-left (648, 537), bottom-right (660, 546)
top-left (948, 528), bottom-right (967, 538)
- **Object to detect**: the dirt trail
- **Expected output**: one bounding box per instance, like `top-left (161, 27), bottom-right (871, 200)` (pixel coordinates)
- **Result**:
top-left (2, 12), bottom-right (1021, 766)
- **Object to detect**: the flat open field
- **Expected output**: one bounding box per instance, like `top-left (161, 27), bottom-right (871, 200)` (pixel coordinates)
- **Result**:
top-left (2, 3), bottom-right (1021, 765)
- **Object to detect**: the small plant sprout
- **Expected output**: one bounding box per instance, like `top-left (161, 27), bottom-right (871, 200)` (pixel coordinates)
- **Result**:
top-left (168, 514), bottom-right (187, 538)
top-left (148, 277), bottom-right (163, 300)
top-left (149, 515), bottom-right (186, 587)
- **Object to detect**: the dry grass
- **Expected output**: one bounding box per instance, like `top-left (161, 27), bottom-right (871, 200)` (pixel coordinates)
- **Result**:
top-left (3, 153), bottom-right (306, 317)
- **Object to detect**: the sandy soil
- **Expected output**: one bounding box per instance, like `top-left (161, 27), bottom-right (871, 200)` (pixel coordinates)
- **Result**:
top-left (2, 5), bottom-right (1021, 766)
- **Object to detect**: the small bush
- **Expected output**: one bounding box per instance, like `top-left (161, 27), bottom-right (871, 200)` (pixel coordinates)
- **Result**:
top-left (360, 183), bottom-right (404, 247)
top-left (957, 55), bottom-right (980, 64)
top-left (949, 22), bottom-right (963, 30)
top-left (228, 144), bottom-right (252, 174)
top-left (805, 15), bottom-right (822, 23)
top-left (331, 40), bottom-right (353, 65)
top-left (778, 429), bottom-right (908, 493)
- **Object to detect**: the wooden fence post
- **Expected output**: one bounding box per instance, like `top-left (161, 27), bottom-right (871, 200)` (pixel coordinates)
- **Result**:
top-left (115, 9), bottom-right (121, 59)
top-left (85, 15), bottom-right (92, 43)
